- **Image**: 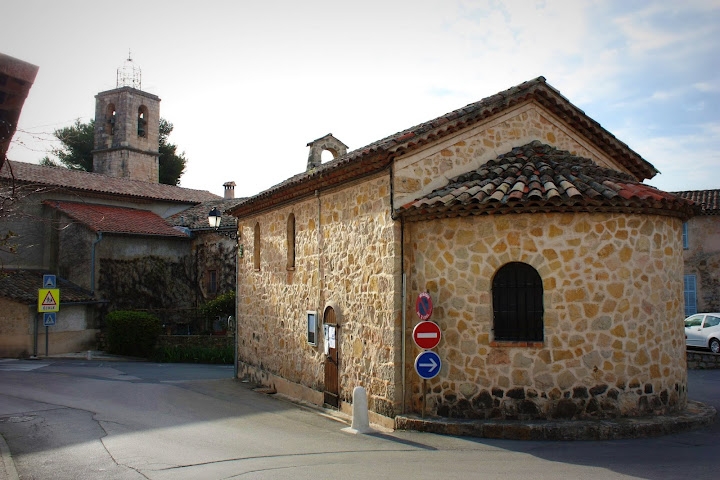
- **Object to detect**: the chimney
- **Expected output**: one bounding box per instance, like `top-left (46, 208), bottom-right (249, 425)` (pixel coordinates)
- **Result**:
top-left (223, 181), bottom-right (236, 200)
top-left (306, 134), bottom-right (348, 171)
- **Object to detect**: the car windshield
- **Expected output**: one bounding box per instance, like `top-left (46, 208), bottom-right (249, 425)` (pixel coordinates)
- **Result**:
top-left (685, 315), bottom-right (703, 328)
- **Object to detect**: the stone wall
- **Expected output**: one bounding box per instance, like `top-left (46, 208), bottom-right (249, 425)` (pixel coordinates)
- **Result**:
top-left (404, 212), bottom-right (687, 420)
top-left (687, 350), bottom-right (720, 369)
top-left (236, 174), bottom-right (402, 416)
top-left (0, 298), bottom-right (96, 357)
top-left (393, 102), bottom-right (630, 209)
top-left (684, 215), bottom-right (720, 312)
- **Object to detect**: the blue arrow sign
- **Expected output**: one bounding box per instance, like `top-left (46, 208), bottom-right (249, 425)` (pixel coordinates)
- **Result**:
top-left (43, 312), bottom-right (57, 326)
top-left (414, 350), bottom-right (441, 379)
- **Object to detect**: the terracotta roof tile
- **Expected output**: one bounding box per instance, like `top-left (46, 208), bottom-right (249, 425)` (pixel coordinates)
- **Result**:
top-left (672, 190), bottom-right (720, 215)
top-left (43, 200), bottom-right (189, 237)
top-left (166, 198), bottom-right (247, 230)
top-left (398, 141), bottom-right (696, 221)
top-left (2, 161), bottom-right (220, 204)
top-left (0, 270), bottom-right (97, 304)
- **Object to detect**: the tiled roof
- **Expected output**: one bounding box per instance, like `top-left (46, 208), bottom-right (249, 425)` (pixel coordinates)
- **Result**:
top-left (2, 160), bottom-right (220, 204)
top-left (0, 269), bottom-right (97, 304)
top-left (167, 198), bottom-right (247, 230)
top-left (44, 200), bottom-right (190, 237)
top-left (229, 77), bottom-right (658, 218)
top-left (397, 141), bottom-right (696, 221)
top-left (672, 190), bottom-right (720, 215)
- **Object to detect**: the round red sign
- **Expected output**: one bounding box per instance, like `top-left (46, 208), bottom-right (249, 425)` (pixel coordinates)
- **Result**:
top-left (413, 321), bottom-right (441, 350)
top-left (415, 292), bottom-right (433, 320)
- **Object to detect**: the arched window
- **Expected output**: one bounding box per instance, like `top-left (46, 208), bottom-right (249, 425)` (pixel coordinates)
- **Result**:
top-left (253, 222), bottom-right (261, 270)
top-left (287, 213), bottom-right (295, 269)
top-left (137, 105), bottom-right (148, 137)
top-left (105, 104), bottom-right (116, 135)
top-left (492, 262), bottom-right (544, 342)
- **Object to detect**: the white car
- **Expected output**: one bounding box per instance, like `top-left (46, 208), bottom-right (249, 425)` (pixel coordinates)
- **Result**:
top-left (685, 313), bottom-right (720, 354)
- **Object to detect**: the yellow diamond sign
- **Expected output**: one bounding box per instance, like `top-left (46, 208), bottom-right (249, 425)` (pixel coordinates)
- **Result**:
top-left (38, 288), bottom-right (60, 312)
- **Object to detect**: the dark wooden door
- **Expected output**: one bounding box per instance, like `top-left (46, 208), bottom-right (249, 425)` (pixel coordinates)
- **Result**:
top-left (323, 307), bottom-right (339, 408)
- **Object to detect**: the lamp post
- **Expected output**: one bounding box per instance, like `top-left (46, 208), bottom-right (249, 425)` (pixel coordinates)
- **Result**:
top-left (208, 207), bottom-right (241, 379)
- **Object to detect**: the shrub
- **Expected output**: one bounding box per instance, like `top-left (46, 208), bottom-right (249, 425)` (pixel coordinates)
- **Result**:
top-left (199, 290), bottom-right (235, 322)
top-left (152, 345), bottom-right (234, 364)
top-left (105, 310), bottom-right (162, 358)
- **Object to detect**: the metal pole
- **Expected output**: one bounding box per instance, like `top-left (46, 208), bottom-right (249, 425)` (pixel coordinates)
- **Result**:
top-left (45, 325), bottom-right (49, 356)
top-left (422, 378), bottom-right (426, 419)
top-left (32, 312), bottom-right (38, 358)
top-left (233, 229), bottom-right (239, 379)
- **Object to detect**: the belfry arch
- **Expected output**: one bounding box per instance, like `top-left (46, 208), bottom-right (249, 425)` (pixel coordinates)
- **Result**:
top-left (306, 133), bottom-right (348, 171)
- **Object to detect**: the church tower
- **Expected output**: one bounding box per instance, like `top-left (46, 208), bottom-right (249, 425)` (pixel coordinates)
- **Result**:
top-left (92, 55), bottom-right (160, 183)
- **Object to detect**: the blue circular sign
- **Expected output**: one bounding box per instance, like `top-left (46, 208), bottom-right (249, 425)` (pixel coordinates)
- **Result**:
top-left (414, 351), bottom-right (441, 379)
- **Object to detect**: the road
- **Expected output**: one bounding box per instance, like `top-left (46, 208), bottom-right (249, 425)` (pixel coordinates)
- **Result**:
top-left (0, 359), bottom-right (717, 480)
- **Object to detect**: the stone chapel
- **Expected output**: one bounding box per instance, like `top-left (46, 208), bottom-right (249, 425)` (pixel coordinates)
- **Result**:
top-left (230, 77), bottom-right (695, 427)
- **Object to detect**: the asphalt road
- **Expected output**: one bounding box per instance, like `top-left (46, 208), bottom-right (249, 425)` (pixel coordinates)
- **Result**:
top-left (0, 359), bottom-right (717, 480)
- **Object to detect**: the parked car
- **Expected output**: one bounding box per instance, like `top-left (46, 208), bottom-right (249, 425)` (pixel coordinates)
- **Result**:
top-left (685, 313), bottom-right (720, 353)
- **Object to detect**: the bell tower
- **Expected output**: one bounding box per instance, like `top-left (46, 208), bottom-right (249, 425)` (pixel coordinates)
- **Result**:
top-left (92, 55), bottom-right (160, 183)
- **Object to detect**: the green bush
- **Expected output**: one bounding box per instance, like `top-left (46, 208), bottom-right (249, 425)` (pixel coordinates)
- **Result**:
top-left (105, 310), bottom-right (162, 358)
top-left (199, 290), bottom-right (235, 323)
top-left (152, 345), bottom-right (234, 364)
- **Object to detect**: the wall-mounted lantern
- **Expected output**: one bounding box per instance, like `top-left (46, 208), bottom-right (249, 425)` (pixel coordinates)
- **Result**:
top-left (208, 207), bottom-right (243, 257)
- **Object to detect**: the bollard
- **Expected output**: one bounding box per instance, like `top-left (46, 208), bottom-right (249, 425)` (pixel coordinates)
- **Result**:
top-left (86, 350), bottom-right (92, 360)
top-left (342, 386), bottom-right (373, 434)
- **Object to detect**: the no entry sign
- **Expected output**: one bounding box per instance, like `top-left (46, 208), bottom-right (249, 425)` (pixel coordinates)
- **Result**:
top-left (415, 292), bottom-right (433, 320)
top-left (413, 321), bottom-right (441, 350)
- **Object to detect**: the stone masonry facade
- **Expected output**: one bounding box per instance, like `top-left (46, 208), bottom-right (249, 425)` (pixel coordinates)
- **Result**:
top-left (404, 212), bottom-right (688, 420)
top-left (683, 214), bottom-right (720, 312)
top-left (236, 174), bottom-right (402, 417)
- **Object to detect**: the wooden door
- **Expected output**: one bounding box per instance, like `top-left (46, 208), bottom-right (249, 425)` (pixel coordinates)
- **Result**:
top-left (323, 306), bottom-right (339, 408)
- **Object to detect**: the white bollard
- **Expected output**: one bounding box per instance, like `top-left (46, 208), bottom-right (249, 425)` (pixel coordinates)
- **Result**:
top-left (342, 386), bottom-right (373, 434)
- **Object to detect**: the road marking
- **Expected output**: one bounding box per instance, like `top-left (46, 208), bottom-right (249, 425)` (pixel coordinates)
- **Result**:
top-left (0, 360), bottom-right (49, 371)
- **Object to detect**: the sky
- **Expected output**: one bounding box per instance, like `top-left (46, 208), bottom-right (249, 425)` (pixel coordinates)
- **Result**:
top-left (4, 0), bottom-right (720, 198)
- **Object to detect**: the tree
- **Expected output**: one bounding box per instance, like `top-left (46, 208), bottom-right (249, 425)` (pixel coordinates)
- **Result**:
top-left (40, 118), bottom-right (187, 185)
top-left (158, 119), bottom-right (187, 186)
top-left (40, 119), bottom-right (95, 171)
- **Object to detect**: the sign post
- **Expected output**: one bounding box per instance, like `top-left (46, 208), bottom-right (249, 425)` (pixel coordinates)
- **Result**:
top-left (413, 292), bottom-right (442, 418)
top-left (37, 278), bottom-right (60, 357)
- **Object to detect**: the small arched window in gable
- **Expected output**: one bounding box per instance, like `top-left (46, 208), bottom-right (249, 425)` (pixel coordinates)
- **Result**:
top-left (287, 213), bottom-right (296, 269)
top-left (105, 104), bottom-right (116, 135)
top-left (492, 262), bottom-right (544, 342)
top-left (137, 105), bottom-right (148, 137)
top-left (253, 222), bottom-right (261, 270)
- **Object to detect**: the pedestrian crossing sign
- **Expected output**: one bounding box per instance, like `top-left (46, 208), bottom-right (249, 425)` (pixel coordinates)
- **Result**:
top-left (38, 289), bottom-right (60, 312)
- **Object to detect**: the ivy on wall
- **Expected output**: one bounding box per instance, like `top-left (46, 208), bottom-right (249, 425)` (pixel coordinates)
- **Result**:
top-left (98, 255), bottom-right (197, 313)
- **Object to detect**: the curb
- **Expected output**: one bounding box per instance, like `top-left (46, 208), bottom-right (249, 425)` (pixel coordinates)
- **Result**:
top-left (395, 400), bottom-right (716, 441)
top-left (0, 433), bottom-right (18, 480)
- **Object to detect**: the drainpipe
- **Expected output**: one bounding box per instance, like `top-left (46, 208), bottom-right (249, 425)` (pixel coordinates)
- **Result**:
top-left (234, 224), bottom-right (240, 379)
top-left (90, 232), bottom-right (103, 294)
top-left (388, 161), bottom-right (407, 414)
